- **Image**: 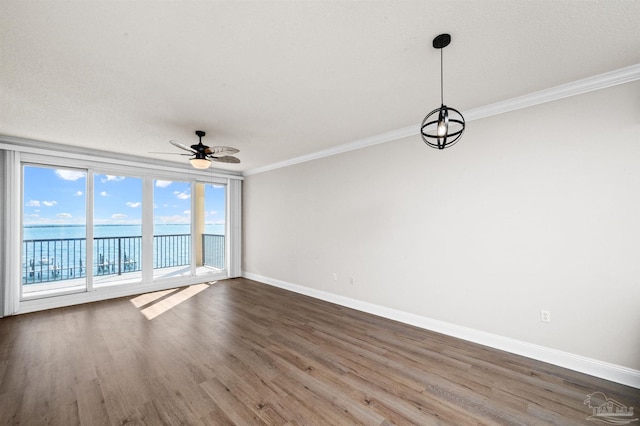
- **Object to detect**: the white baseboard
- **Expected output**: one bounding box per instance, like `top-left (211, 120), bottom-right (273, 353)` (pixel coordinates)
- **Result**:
top-left (242, 272), bottom-right (640, 389)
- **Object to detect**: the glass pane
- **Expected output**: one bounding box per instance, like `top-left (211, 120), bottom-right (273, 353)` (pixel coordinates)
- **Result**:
top-left (153, 179), bottom-right (191, 279)
top-left (22, 166), bottom-right (87, 297)
top-left (93, 174), bottom-right (142, 286)
top-left (196, 183), bottom-right (226, 274)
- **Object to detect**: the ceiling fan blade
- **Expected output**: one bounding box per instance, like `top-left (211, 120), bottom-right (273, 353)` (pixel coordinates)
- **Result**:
top-left (210, 155), bottom-right (240, 164)
top-left (208, 146), bottom-right (240, 156)
top-left (150, 151), bottom-right (191, 155)
top-left (170, 140), bottom-right (197, 153)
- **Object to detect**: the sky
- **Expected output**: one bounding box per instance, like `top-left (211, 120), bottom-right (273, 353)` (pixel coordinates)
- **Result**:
top-left (23, 166), bottom-right (226, 227)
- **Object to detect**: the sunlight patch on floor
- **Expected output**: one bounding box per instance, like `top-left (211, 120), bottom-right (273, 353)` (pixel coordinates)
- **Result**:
top-left (130, 287), bottom-right (181, 308)
top-left (130, 282), bottom-right (213, 320)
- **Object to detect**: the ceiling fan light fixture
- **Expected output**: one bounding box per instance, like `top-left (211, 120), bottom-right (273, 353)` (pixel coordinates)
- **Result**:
top-left (189, 157), bottom-right (211, 169)
top-left (421, 33), bottom-right (465, 150)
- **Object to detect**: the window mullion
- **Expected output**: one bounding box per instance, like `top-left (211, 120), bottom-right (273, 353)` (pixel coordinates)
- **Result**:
top-left (86, 170), bottom-right (94, 292)
top-left (142, 176), bottom-right (154, 283)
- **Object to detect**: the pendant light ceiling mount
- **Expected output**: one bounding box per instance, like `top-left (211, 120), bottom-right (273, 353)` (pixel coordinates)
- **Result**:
top-left (421, 33), bottom-right (465, 150)
top-left (432, 33), bottom-right (451, 49)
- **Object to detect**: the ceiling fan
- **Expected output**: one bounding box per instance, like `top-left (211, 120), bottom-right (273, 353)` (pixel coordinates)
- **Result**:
top-left (168, 130), bottom-right (240, 169)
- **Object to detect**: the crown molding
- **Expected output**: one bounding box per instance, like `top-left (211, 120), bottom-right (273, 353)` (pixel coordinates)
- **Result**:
top-left (464, 63), bottom-right (640, 122)
top-left (243, 63), bottom-right (640, 177)
top-left (243, 125), bottom-right (416, 176)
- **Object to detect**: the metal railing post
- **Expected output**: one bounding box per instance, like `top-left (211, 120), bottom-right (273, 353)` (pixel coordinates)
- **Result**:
top-left (118, 237), bottom-right (122, 275)
top-left (202, 234), bottom-right (206, 266)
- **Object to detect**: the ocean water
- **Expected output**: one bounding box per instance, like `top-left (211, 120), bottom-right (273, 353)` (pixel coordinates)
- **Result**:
top-left (23, 224), bottom-right (225, 240)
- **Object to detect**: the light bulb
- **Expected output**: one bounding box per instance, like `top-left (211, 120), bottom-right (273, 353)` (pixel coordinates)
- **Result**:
top-left (437, 120), bottom-right (447, 137)
top-left (437, 107), bottom-right (449, 137)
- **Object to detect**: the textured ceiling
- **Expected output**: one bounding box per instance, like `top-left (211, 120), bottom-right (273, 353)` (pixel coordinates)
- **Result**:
top-left (2, 1), bottom-right (640, 173)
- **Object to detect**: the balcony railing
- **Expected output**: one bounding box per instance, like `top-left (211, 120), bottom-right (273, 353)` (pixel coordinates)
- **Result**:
top-left (154, 234), bottom-right (190, 270)
top-left (23, 233), bottom-right (225, 284)
top-left (95, 235), bottom-right (142, 276)
top-left (203, 234), bottom-right (225, 269)
top-left (23, 237), bottom-right (85, 283)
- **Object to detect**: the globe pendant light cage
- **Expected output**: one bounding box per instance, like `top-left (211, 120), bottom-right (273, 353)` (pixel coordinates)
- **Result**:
top-left (421, 33), bottom-right (465, 150)
top-left (421, 105), bottom-right (465, 149)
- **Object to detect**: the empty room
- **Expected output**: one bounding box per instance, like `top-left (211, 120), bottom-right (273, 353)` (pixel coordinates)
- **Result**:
top-left (1, 1), bottom-right (639, 424)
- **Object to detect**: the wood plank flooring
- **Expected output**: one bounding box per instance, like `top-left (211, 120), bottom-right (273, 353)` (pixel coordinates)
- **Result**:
top-left (0, 278), bottom-right (638, 425)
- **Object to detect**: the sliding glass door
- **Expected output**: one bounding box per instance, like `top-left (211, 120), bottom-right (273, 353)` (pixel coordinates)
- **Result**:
top-left (153, 179), bottom-right (191, 279)
top-left (22, 165), bottom-right (87, 297)
top-left (93, 173), bottom-right (143, 286)
top-left (195, 182), bottom-right (226, 275)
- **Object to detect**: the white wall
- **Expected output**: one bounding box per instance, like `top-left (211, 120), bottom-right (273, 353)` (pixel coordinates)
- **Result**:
top-left (243, 81), bottom-right (640, 371)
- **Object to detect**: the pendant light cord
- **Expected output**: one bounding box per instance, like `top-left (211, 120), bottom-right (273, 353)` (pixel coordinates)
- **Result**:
top-left (440, 47), bottom-right (444, 105)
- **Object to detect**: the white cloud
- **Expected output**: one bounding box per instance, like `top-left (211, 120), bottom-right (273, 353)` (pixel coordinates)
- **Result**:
top-left (206, 210), bottom-right (218, 216)
top-left (155, 180), bottom-right (172, 188)
top-left (126, 201), bottom-right (141, 208)
top-left (56, 213), bottom-right (72, 218)
top-left (111, 213), bottom-right (127, 219)
top-left (100, 191), bottom-right (108, 197)
top-left (75, 191), bottom-right (83, 196)
top-left (173, 190), bottom-right (190, 200)
top-left (101, 175), bottom-right (125, 183)
top-left (26, 200), bottom-right (40, 207)
top-left (183, 210), bottom-right (191, 215)
top-left (55, 170), bottom-right (85, 181)
top-left (42, 200), bottom-right (57, 207)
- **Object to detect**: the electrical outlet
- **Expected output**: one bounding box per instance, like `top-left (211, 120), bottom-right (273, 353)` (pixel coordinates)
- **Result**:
top-left (349, 277), bottom-right (354, 285)
top-left (333, 273), bottom-right (337, 281)
top-left (541, 310), bottom-right (551, 323)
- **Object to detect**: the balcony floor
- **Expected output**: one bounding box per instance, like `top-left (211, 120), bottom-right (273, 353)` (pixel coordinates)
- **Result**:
top-left (22, 265), bottom-right (224, 299)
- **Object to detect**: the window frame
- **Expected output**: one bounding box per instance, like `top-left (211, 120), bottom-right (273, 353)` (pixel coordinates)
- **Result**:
top-left (1, 142), bottom-right (242, 314)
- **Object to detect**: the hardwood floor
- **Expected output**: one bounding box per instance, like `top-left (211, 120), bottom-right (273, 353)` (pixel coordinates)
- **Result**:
top-left (0, 278), bottom-right (638, 425)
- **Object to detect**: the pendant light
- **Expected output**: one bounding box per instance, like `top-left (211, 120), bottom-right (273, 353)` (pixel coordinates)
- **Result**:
top-left (421, 33), bottom-right (465, 149)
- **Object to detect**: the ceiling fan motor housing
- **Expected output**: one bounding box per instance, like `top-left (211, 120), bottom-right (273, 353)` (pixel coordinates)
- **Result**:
top-left (192, 130), bottom-right (207, 152)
